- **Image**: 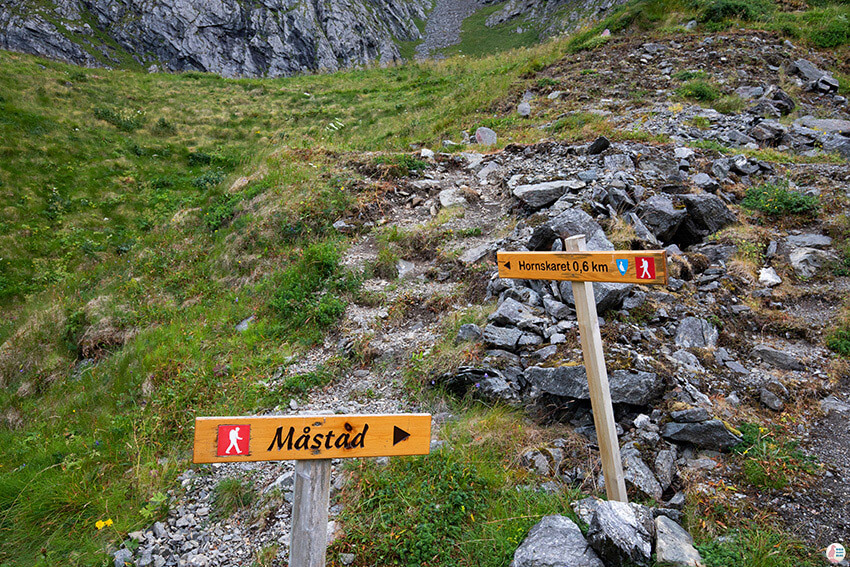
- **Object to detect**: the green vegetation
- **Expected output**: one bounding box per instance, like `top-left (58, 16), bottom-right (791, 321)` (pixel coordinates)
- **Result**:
top-left (697, 526), bottom-right (820, 567)
top-left (676, 79), bottom-right (721, 102)
top-left (741, 181), bottom-right (820, 216)
top-left (1, 0), bottom-right (845, 563)
top-left (733, 423), bottom-right (819, 490)
top-left (213, 477), bottom-right (255, 518)
top-left (826, 317), bottom-right (850, 356)
top-left (331, 408), bottom-right (579, 567)
top-left (442, 4), bottom-right (542, 58)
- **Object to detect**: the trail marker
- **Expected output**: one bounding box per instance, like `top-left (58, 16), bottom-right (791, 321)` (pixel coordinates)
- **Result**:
top-left (497, 237), bottom-right (668, 502)
top-left (194, 413), bottom-right (431, 566)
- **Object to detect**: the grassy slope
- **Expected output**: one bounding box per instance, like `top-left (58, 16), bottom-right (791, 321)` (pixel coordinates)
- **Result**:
top-left (0, 0), bottom-right (848, 564)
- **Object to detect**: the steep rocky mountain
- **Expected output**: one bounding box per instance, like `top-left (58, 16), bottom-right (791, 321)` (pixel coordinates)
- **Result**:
top-left (0, 0), bottom-right (433, 76)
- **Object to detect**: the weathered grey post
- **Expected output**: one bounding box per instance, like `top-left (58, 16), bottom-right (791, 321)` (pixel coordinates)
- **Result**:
top-left (564, 234), bottom-right (628, 502)
top-left (290, 459), bottom-right (333, 567)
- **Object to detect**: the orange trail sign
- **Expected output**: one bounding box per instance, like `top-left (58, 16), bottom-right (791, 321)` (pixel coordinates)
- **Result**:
top-left (193, 413), bottom-right (432, 464)
top-left (497, 250), bottom-right (668, 285)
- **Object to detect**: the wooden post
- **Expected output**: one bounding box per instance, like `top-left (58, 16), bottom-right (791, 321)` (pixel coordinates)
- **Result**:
top-left (564, 235), bottom-right (628, 502)
top-left (290, 459), bottom-right (332, 567)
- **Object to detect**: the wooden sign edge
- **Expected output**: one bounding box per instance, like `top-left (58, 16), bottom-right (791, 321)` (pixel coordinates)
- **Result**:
top-left (192, 413), bottom-right (433, 464)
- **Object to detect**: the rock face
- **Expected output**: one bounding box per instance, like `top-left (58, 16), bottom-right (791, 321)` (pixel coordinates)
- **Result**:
top-left (510, 515), bottom-right (604, 567)
top-left (525, 366), bottom-right (663, 405)
top-left (0, 0), bottom-right (431, 77)
top-left (662, 419), bottom-right (742, 450)
top-left (655, 516), bottom-right (704, 567)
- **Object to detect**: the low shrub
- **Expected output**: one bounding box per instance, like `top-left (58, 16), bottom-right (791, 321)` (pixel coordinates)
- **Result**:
top-left (92, 106), bottom-right (143, 132)
top-left (741, 181), bottom-right (819, 216)
top-left (213, 478), bottom-right (254, 518)
top-left (676, 80), bottom-right (720, 102)
top-left (268, 241), bottom-right (359, 343)
top-left (826, 320), bottom-right (850, 356)
top-left (699, 0), bottom-right (774, 23)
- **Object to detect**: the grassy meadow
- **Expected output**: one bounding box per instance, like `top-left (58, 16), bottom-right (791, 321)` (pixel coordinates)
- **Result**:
top-left (0, 0), bottom-right (849, 564)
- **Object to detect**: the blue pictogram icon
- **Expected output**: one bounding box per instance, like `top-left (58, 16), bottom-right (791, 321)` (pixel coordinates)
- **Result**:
top-left (616, 259), bottom-right (628, 275)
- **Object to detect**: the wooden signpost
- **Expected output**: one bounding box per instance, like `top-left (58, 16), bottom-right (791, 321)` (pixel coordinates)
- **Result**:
top-left (193, 413), bottom-right (432, 567)
top-left (497, 236), bottom-right (668, 503)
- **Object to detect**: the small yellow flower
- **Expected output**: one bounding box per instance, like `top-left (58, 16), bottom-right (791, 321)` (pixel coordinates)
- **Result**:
top-left (96, 520), bottom-right (105, 530)
top-left (105, 518), bottom-right (113, 527)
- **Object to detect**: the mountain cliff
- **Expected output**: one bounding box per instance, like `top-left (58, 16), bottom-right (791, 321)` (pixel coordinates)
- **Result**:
top-left (0, 0), bottom-right (433, 77)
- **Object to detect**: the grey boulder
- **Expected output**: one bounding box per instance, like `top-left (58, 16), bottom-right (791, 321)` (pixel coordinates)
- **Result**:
top-left (674, 318), bottom-right (718, 349)
top-left (637, 195), bottom-right (687, 243)
top-left (483, 325), bottom-right (523, 350)
top-left (677, 193), bottom-right (736, 244)
top-left (655, 515), bottom-right (704, 567)
top-left (585, 499), bottom-right (653, 567)
top-left (510, 515), bottom-right (604, 567)
top-left (525, 366), bottom-right (663, 405)
top-left (789, 247), bottom-right (838, 278)
top-left (559, 280), bottom-right (632, 313)
top-left (489, 298), bottom-right (546, 331)
top-left (751, 344), bottom-right (804, 371)
top-left (662, 419), bottom-right (742, 451)
top-left (514, 181), bottom-right (572, 209)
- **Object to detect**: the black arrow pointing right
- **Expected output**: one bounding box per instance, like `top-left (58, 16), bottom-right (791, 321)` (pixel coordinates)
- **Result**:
top-left (393, 426), bottom-right (410, 446)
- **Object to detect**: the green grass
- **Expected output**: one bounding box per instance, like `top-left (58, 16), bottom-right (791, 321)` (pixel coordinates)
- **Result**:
top-left (741, 181), bottom-right (820, 216)
top-left (213, 477), bottom-right (255, 518)
top-left (330, 407), bottom-right (579, 567)
top-left (733, 423), bottom-right (819, 490)
top-left (697, 526), bottom-right (820, 567)
top-left (441, 4), bottom-right (542, 58)
top-left (0, 0), bottom-right (846, 563)
top-left (676, 79), bottom-right (721, 102)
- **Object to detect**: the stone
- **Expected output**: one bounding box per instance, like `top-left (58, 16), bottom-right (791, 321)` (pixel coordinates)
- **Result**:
top-left (604, 154), bottom-right (635, 171)
top-left (622, 444), bottom-right (663, 502)
top-left (420, 148), bottom-right (435, 159)
top-left (525, 366), bottom-right (663, 405)
top-left (677, 193), bottom-right (736, 243)
top-left (795, 116), bottom-right (850, 135)
top-left (475, 127), bottom-right (497, 146)
top-left (674, 147), bottom-right (695, 160)
top-left (482, 325), bottom-right (523, 350)
top-left (606, 187), bottom-right (635, 211)
top-left (456, 323), bottom-right (482, 342)
top-left (559, 281), bottom-right (632, 313)
top-left (521, 447), bottom-right (564, 476)
top-left (748, 120), bottom-right (787, 145)
top-left (547, 91), bottom-right (563, 100)
top-left (489, 298), bottom-right (545, 330)
top-left (736, 85), bottom-right (764, 99)
top-left (751, 344), bottom-right (804, 371)
top-left (459, 242), bottom-right (495, 265)
top-left (671, 407), bottom-right (710, 423)
top-left (655, 515), bottom-right (704, 567)
top-left (759, 267), bottom-right (782, 287)
top-left (585, 499), bottom-right (653, 567)
top-left (439, 366), bottom-right (518, 403)
top-left (518, 102), bottom-right (532, 117)
top-left (789, 247), bottom-right (838, 278)
top-left (339, 553), bottom-right (356, 565)
top-left (671, 350), bottom-right (703, 372)
top-left (636, 195), bottom-right (687, 243)
top-left (544, 297), bottom-right (571, 320)
top-left (510, 515), bottom-right (604, 567)
top-left (152, 521), bottom-right (168, 539)
top-left (655, 449), bottom-right (677, 491)
top-left (439, 188), bottom-right (468, 208)
top-left (674, 317), bottom-right (718, 348)
top-left (759, 387), bottom-right (784, 411)
top-left (624, 213), bottom-right (662, 248)
top-left (786, 233), bottom-right (834, 249)
top-left (528, 208), bottom-right (614, 253)
top-left (514, 180), bottom-right (572, 209)
top-left (113, 549), bottom-right (133, 567)
top-left (662, 420), bottom-right (742, 450)
top-left (821, 396), bottom-right (850, 414)
top-left (235, 315), bottom-right (255, 332)
top-left (691, 173), bottom-right (718, 192)
top-left (587, 136), bottom-right (611, 155)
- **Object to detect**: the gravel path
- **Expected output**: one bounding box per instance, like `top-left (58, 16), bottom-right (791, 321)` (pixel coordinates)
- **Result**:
top-left (416, 0), bottom-right (483, 59)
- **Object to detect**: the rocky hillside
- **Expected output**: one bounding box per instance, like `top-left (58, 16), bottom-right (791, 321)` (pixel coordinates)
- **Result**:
top-left (1, 0), bottom-right (850, 565)
top-left (0, 0), bottom-right (432, 76)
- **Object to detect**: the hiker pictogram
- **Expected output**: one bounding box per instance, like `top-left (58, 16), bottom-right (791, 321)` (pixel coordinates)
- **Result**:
top-left (217, 424), bottom-right (250, 456)
top-left (636, 257), bottom-right (656, 280)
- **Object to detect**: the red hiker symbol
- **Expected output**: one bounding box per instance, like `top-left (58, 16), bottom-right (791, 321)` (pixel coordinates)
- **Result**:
top-left (217, 424), bottom-right (250, 456)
